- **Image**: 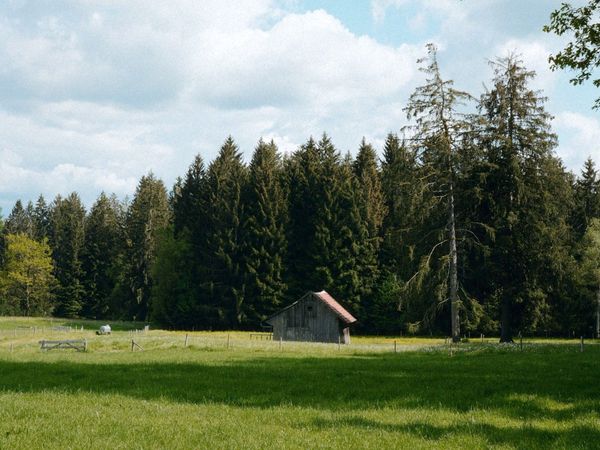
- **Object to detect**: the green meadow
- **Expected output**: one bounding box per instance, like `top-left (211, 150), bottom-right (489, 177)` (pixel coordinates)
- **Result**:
top-left (0, 317), bottom-right (598, 449)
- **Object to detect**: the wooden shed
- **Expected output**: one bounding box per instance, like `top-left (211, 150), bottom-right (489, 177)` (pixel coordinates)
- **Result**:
top-left (265, 290), bottom-right (357, 344)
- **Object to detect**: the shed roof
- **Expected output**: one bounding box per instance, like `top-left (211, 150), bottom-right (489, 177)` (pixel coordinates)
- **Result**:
top-left (265, 290), bottom-right (357, 325)
top-left (313, 290), bottom-right (357, 325)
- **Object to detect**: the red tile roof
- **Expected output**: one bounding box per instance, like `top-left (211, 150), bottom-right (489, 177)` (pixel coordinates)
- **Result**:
top-left (314, 290), bottom-right (357, 325)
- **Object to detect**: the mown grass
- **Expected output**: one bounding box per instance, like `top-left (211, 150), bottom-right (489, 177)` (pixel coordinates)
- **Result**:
top-left (0, 318), bottom-right (598, 449)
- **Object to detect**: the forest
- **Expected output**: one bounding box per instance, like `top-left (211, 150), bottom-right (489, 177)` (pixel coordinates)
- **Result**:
top-left (1, 49), bottom-right (599, 342)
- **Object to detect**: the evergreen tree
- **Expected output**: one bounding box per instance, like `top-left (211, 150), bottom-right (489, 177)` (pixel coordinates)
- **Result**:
top-left (150, 227), bottom-right (198, 328)
top-left (334, 152), bottom-right (369, 314)
top-left (380, 134), bottom-right (420, 275)
top-left (242, 139), bottom-right (287, 326)
top-left (476, 55), bottom-right (571, 341)
top-left (352, 139), bottom-right (386, 305)
top-left (403, 44), bottom-right (474, 341)
top-left (573, 157), bottom-right (600, 238)
top-left (173, 155), bottom-right (208, 238)
top-left (376, 134), bottom-right (433, 333)
top-left (49, 193), bottom-right (86, 317)
top-left (32, 195), bottom-right (51, 241)
top-left (5, 200), bottom-right (34, 237)
top-left (81, 193), bottom-right (125, 318)
top-left (204, 137), bottom-right (247, 327)
top-left (578, 218), bottom-right (600, 337)
top-left (286, 135), bottom-right (365, 314)
top-left (286, 136), bottom-right (340, 300)
top-left (124, 173), bottom-right (171, 321)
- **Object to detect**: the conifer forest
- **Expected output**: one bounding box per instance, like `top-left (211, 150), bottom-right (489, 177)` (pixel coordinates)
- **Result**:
top-left (2, 49), bottom-right (600, 342)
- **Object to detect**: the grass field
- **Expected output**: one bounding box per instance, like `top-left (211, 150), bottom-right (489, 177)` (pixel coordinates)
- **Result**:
top-left (0, 317), bottom-right (599, 449)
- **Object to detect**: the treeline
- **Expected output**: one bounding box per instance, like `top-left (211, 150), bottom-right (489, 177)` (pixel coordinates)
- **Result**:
top-left (1, 50), bottom-right (600, 340)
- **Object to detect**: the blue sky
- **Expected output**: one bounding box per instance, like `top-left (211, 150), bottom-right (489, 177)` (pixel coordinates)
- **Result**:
top-left (0, 0), bottom-right (597, 213)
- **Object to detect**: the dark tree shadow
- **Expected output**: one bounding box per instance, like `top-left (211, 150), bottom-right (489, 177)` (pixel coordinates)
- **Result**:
top-left (0, 348), bottom-right (598, 431)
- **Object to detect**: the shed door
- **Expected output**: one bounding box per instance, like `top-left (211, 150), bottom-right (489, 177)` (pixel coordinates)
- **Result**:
top-left (343, 327), bottom-right (350, 344)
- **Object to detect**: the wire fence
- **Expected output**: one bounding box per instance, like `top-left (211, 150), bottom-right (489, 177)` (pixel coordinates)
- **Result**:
top-left (0, 325), bottom-right (598, 357)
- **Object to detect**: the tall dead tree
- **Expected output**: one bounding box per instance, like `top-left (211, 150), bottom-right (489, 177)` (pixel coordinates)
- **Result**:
top-left (403, 44), bottom-right (473, 342)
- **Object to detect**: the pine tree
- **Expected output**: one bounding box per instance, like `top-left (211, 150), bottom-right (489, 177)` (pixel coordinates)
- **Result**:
top-left (48, 193), bottom-right (86, 317)
top-left (5, 200), bottom-right (34, 237)
top-left (124, 174), bottom-right (171, 321)
top-left (204, 137), bottom-right (247, 327)
top-left (333, 152), bottom-right (369, 314)
top-left (287, 136), bottom-right (340, 299)
top-left (353, 139), bottom-right (386, 306)
top-left (573, 157), bottom-right (600, 238)
top-left (286, 135), bottom-right (366, 314)
top-left (154, 155), bottom-right (212, 329)
top-left (380, 134), bottom-right (419, 275)
top-left (242, 139), bottom-right (287, 326)
top-left (32, 195), bottom-right (51, 241)
top-left (81, 193), bottom-right (125, 318)
top-left (173, 155), bottom-right (208, 239)
top-left (150, 227), bottom-right (198, 328)
top-left (579, 218), bottom-right (600, 338)
top-left (477, 55), bottom-right (570, 341)
top-left (403, 44), bottom-right (474, 342)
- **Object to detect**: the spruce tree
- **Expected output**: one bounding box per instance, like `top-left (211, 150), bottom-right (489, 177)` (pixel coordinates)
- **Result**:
top-left (124, 174), bottom-right (171, 321)
top-left (48, 193), bottom-right (86, 317)
top-left (5, 200), bottom-right (34, 237)
top-left (81, 193), bottom-right (125, 318)
top-left (380, 134), bottom-right (419, 275)
top-left (573, 157), bottom-right (600, 238)
top-left (286, 135), bottom-right (365, 314)
top-left (477, 55), bottom-right (571, 341)
top-left (242, 139), bottom-right (287, 326)
top-left (32, 195), bottom-right (51, 241)
top-left (403, 44), bottom-right (473, 342)
top-left (334, 152), bottom-right (369, 314)
top-left (204, 137), bottom-right (247, 327)
top-left (353, 139), bottom-right (386, 304)
top-left (150, 226), bottom-right (198, 328)
top-left (287, 136), bottom-right (340, 300)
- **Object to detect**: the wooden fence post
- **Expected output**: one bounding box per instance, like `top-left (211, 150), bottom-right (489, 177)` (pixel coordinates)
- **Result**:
top-left (131, 339), bottom-right (135, 352)
top-left (227, 333), bottom-right (230, 349)
top-left (520, 334), bottom-right (523, 351)
top-left (394, 340), bottom-right (397, 353)
top-left (581, 336), bottom-right (584, 352)
top-left (185, 334), bottom-right (189, 348)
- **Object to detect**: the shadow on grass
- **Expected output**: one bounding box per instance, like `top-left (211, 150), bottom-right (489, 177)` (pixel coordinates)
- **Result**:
top-left (309, 416), bottom-right (600, 449)
top-left (0, 349), bottom-right (598, 420)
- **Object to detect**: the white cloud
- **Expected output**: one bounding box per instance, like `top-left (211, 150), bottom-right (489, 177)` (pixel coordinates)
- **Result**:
top-left (0, 0), bottom-right (596, 214)
top-left (554, 112), bottom-right (600, 171)
top-left (0, 1), bottom-right (424, 212)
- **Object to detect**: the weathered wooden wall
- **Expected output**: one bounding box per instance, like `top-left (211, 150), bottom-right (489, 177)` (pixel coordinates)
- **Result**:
top-left (270, 293), bottom-right (350, 344)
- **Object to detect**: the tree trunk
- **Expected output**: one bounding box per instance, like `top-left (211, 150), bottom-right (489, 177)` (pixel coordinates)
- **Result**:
top-left (448, 182), bottom-right (460, 343)
top-left (500, 293), bottom-right (513, 343)
top-left (596, 284), bottom-right (600, 339)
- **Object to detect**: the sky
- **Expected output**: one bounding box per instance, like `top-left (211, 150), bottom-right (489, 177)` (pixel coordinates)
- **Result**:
top-left (0, 0), bottom-right (598, 213)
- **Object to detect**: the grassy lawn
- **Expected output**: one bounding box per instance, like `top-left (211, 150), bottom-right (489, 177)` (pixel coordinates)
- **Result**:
top-left (0, 318), bottom-right (598, 449)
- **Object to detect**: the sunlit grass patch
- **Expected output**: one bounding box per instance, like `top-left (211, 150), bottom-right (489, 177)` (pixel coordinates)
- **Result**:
top-left (0, 318), bottom-right (599, 449)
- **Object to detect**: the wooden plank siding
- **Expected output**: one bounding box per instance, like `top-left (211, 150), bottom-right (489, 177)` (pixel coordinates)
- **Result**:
top-left (266, 291), bottom-right (355, 344)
